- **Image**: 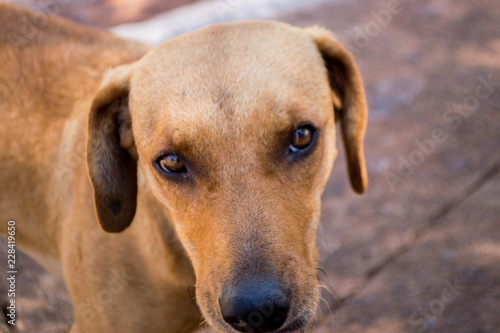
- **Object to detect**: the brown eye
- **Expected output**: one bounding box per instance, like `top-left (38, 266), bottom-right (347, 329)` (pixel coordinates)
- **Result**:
top-left (290, 126), bottom-right (314, 152)
top-left (156, 154), bottom-right (186, 174)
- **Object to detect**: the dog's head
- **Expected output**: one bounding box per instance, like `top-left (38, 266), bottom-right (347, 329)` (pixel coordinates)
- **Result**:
top-left (87, 22), bottom-right (367, 332)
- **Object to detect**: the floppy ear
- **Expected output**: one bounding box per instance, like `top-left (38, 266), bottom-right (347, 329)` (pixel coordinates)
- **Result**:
top-left (305, 27), bottom-right (368, 194)
top-left (87, 64), bottom-right (138, 232)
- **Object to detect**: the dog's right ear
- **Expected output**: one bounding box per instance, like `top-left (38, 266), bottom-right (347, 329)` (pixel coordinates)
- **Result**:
top-left (87, 64), bottom-right (137, 233)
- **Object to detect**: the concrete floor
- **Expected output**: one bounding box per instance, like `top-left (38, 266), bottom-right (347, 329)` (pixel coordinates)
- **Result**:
top-left (1, 0), bottom-right (499, 332)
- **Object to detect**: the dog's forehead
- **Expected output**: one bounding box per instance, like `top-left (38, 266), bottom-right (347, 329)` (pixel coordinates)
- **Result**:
top-left (130, 21), bottom-right (332, 151)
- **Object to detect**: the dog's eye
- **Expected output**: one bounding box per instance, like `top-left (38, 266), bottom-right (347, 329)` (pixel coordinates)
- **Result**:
top-left (290, 126), bottom-right (314, 153)
top-left (156, 154), bottom-right (187, 174)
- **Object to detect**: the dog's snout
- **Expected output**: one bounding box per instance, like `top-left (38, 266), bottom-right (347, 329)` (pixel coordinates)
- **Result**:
top-left (219, 277), bottom-right (290, 332)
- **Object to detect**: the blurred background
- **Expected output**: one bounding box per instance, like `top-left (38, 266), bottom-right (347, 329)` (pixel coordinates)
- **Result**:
top-left (1, 0), bottom-right (499, 332)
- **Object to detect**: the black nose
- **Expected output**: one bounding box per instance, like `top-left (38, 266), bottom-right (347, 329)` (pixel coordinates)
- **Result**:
top-left (219, 277), bottom-right (290, 333)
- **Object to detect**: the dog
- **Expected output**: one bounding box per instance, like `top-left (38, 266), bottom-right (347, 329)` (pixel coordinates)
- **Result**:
top-left (0, 3), bottom-right (368, 333)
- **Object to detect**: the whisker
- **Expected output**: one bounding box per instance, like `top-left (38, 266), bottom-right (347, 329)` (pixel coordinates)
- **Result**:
top-left (309, 285), bottom-right (338, 332)
top-left (317, 292), bottom-right (334, 324)
top-left (312, 266), bottom-right (329, 279)
top-left (311, 268), bottom-right (346, 323)
top-left (319, 280), bottom-right (343, 311)
top-left (182, 285), bottom-right (202, 313)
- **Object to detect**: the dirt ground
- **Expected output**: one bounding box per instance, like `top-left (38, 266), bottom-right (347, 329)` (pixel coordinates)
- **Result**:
top-left (1, 0), bottom-right (499, 332)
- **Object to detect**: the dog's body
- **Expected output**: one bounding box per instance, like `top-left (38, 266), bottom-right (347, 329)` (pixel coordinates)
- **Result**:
top-left (0, 3), bottom-right (367, 333)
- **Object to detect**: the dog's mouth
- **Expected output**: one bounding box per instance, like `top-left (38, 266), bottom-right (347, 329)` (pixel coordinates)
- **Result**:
top-left (277, 315), bottom-right (310, 333)
top-left (278, 327), bottom-right (304, 333)
top-left (217, 314), bottom-right (310, 333)
top-left (227, 315), bottom-right (307, 333)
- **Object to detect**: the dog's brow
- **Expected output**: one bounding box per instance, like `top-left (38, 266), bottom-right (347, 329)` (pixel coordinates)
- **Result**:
top-left (171, 130), bottom-right (193, 155)
top-left (212, 65), bottom-right (254, 113)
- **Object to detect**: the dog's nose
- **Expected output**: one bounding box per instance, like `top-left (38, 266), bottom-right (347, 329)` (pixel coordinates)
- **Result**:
top-left (219, 277), bottom-right (290, 332)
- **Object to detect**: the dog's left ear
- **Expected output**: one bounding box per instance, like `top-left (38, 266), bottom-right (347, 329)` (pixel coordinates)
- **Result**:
top-left (87, 64), bottom-right (138, 233)
top-left (305, 27), bottom-right (368, 194)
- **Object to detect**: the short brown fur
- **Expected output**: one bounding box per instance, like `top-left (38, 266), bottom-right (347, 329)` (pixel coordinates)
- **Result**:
top-left (0, 4), bottom-right (367, 332)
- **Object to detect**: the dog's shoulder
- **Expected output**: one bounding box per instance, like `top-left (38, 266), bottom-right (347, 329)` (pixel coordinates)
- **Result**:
top-left (0, 3), bottom-right (150, 118)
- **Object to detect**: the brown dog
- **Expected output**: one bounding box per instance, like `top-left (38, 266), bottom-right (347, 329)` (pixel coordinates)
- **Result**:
top-left (0, 3), bottom-right (367, 333)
